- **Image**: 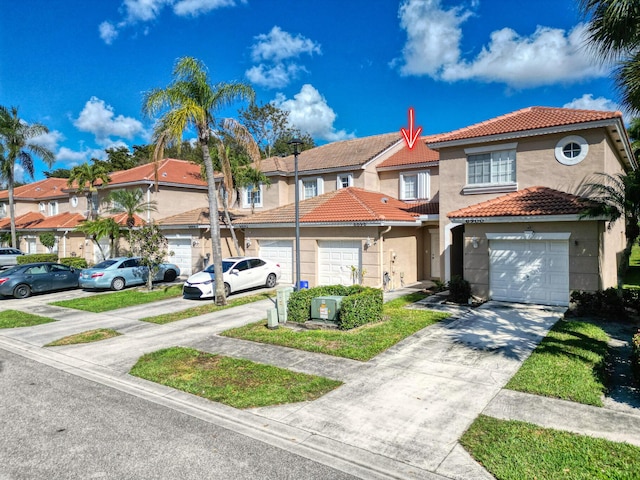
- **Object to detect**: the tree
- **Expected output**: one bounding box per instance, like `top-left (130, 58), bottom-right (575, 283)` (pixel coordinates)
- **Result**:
top-left (67, 162), bottom-right (111, 219)
top-left (44, 168), bottom-right (71, 178)
top-left (143, 56), bottom-right (255, 305)
top-left (96, 146), bottom-right (138, 171)
top-left (235, 165), bottom-right (270, 214)
top-left (0, 106), bottom-right (55, 248)
top-left (580, 170), bottom-right (640, 287)
top-left (580, 0), bottom-right (640, 113)
top-left (74, 217), bottom-right (122, 260)
top-left (105, 188), bottom-right (158, 228)
top-left (39, 232), bottom-right (56, 253)
top-left (128, 222), bottom-right (169, 291)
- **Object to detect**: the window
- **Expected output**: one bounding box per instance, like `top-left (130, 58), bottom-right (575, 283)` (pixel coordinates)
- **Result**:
top-left (71, 195), bottom-right (78, 208)
top-left (555, 135), bottom-right (588, 165)
top-left (336, 174), bottom-right (353, 189)
top-left (39, 202), bottom-right (45, 213)
top-left (235, 260), bottom-right (250, 271)
top-left (300, 177), bottom-right (324, 200)
top-left (400, 171), bottom-right (429, 200)
top-left (0, 203), bottom-right (6, 217)
top-left (242, 184), bottom-right (263, 208)
top-left (463, 143), bottom-right (518, 194)
top-left (48, 201), bottom-right (58, 216)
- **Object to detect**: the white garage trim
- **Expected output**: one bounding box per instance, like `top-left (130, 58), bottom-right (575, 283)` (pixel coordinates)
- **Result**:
top-left (489, 238), bottom-right (569, 307)
top-left (486, 232), bottom-right (571, 241)
top-left (318, 240), bottom-right (361, 286)
top-left (259, 240), bottom-right (293, 285)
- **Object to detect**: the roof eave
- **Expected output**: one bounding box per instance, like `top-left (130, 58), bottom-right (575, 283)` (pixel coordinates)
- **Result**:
top-left (376, 161), bottom-right (439, 172)
top-left (448, 214), bottom-right (604, 223)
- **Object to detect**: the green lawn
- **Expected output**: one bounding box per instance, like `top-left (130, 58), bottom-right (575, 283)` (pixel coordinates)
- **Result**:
top-left (0, 310), bottom-right (56, 328)
top-left (50, 285), bottom-right (183, 312)
top-left (461, 415), bottom-right (640, 480)
top-left (45, 328), bottom-right (121, 346)
top-left (505, 320), bottom-right (609, 406)
top-left (623, 243), bottom-right (640, 288)
top-left (129, 346), bottom-right (342, 408)
top-left (221, 292), bottom-right (448, 361)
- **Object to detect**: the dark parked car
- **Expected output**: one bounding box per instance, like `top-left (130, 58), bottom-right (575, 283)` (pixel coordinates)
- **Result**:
top-left (0, 262), bottom-right (80, 299)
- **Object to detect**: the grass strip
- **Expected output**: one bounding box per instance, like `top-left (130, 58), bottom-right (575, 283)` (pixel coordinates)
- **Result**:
top-left (0, 310), bottom-right (56, 328)
top-left (221, 292), bottom-right (448, 361)
top-left (129, 346), bottom-right (342, 408)
top-left (461, 415), bottom-right (640, 480)
top-left (506, 320), bottom-right (609, 406)
top-left (140, 292), bottom-right (273, 324)
top-left (50, 285), bottom-right (183, 312)
top-left (45, 328), bottom-right (121, 346)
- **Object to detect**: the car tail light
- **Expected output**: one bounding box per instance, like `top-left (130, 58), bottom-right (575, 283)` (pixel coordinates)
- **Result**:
top-left (0, 278), bottom-right (8, 285)
top-left (91, 272), bottom-right (104, 278)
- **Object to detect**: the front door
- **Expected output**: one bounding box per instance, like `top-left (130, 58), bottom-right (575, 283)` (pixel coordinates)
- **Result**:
top-left (429, 229), bottom-right (440, 278)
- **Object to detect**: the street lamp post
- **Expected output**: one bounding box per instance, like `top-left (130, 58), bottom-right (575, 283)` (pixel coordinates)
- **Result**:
top-left (288, 138), bottom-right (303, 290)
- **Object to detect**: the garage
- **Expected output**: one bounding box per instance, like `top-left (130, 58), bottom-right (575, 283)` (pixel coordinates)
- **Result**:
top-left (318, 240), bottom-right (361, 286)
top-left (167, 237), bottom-right (192, 276)
top-left (259, 240), bottom-right (293, 284)
top-left (489, 238), bottom-right (569, 306)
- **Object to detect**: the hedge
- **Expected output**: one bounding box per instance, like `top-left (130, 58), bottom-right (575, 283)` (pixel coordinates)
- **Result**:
top-left (287, 284), bottom-right (383, 330)
top-left (59, 257), bottom-right (88, 269)
top-left (17, 253), bottom-right (58, 264)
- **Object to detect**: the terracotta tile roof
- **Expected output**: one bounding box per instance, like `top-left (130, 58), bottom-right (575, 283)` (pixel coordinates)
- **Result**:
top-left (108, 212), bottom-right (145, 227)
top-left (259, 133), bottom-right (402, 174)
top-left (24, 212), bottom-right (86, 229)
top-left (0, 178), bottom-right (69, 201)
top-left (0, 211), bottom-right (46, 229)
top-left (235, 187), bottom-right (429, 225)
top-left (376, 135), bottom-right (441, 169)
top-left (447, 186), bottom-right (592, 219)
top-left (431, 107), bottom-right (623, 145)
top-left (157, 207), bottom-right (246, 226)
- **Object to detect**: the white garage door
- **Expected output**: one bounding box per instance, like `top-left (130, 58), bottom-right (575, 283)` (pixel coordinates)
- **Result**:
top-left (167, 237), bottom-right (192, 276)
top-left (259, 240), bottom-right (293, 284)
top-left (318, 240), bottom-right (361, 286)
top-left (490, 239), bottom-right (569, 306)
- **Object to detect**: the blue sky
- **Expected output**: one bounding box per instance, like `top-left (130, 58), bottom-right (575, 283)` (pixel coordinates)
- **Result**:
top-left (0, 0), bottom-right (620, 181)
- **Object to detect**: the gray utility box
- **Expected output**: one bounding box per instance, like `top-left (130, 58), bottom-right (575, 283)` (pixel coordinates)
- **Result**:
top-left (310, 296), bottom-right (344, 322)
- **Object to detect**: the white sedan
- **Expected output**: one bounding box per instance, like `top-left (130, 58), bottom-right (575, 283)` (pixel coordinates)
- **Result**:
top-left (182, 256), bottom-right (281, 299)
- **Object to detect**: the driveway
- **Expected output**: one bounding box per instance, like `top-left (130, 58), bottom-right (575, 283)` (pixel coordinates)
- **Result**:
top-left (0, 290), bottom-right (566, 479)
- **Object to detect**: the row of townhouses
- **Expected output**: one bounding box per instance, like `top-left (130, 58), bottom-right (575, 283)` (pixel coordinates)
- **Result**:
top-left (0, 106), bottom-right (633, 307)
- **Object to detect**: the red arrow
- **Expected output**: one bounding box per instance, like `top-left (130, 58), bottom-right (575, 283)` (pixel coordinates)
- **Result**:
top-left (401, 107), bottom-right (423, 150)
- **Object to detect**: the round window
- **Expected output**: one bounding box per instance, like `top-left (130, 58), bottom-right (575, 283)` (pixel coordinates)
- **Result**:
top-left (71, 195), bottom-right (78, 207)
top-left (555, 135), bottom-right (588, 165)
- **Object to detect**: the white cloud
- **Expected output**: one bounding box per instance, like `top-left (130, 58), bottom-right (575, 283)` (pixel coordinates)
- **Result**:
top-left (250, 26), bottom-right (321, 63)
top-left (31, 130), bottom-right (64, 152)
top-left (55, 147), bottom-right (106, 167)
top-left (73, 97), bottom-right (147, 145)
top-left (246, 27), bottom-right (321, 89)
top-left (395, 0), bottom-right (610, 88)
top-left (99, 21), bottom-right (119, 44)
top-left (99, 0), bottom-right (242, 43)
top-left (563, 93), bottom-right (620, 112)
top-left (273, 84), bottom-right (355, 142)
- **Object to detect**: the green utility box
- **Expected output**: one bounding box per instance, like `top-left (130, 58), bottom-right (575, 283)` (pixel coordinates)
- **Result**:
top-left (310, 295), bottom-right (344, 322)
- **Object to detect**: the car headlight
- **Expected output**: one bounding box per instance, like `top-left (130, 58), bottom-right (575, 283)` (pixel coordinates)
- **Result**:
top-left (202, 279), bottom-right (213, 285)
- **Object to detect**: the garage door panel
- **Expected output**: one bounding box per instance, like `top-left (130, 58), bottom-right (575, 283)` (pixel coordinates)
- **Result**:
top-left (259, 240), bottom-right (293, 284)
top-left (167, 238), bottom-right (192, 276)
top-left (318, 240), bottom-right (361, 286)
top-left (490, 239), bottom-right (569, 306)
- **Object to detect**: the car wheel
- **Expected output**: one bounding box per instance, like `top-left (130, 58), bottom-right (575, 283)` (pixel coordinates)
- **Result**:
top-left (111, 277), bottom-right (126, 291)
top-left (224, 283), bottom-right (231, 297)
top-left (163, 269), bottom-right (177, 282)
top-left (265, 273), bottom-right (277, 288)
top-left (13, 284), bottom-right (31, 299)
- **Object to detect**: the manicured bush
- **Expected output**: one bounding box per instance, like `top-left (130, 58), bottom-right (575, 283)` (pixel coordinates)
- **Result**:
top-left (448, 275), bottom-right (471, 304)
top-left (632, 330), bottom-right (640, 384)
top-left (59, 257), bottom-right (88, 269)
top-left (287, 284), bottom-right (366, 324)
top-left (570, 288), bottom-right (630, 319)
top-left (338, 287), bottom-right (383, 330)
top-left (17, 253), bottom-right (58, 264)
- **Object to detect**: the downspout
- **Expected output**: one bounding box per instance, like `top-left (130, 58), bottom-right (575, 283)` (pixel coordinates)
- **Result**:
top-left (62, 230), bottom-right (68, 258)
top-left (378, 226), bottom-right (392, 288)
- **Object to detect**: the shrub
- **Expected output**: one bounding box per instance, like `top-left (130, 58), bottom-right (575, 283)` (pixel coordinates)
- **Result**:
top-left (39, 232), bottom-right (56, 251)
top-left (59, 257), bottom-right (88, 269)
top-left (287, 284), bottom-right (366, 324)
top-left (17, 253), bottom-right (58, 264)
top-left (570, 289), bottom-right (629, 319)
top-left (448, 275), bottom-right (471, 304)
top-left (632, 331), bottom-right (640, 384)
top-left (337, 287), bottom-right (383, 330)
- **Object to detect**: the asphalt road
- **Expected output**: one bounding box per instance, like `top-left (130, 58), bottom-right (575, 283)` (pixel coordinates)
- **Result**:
top-left (0, 349), bottom-right (357, 480)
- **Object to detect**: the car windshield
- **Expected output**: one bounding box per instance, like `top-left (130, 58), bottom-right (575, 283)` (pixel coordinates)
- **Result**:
top-left (203, 261), bottom-right (235, 274)
top-left (93, 260), bottom-right (118, 269)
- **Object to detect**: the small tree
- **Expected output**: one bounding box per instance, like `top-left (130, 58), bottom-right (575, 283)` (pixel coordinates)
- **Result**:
top-left (128, 222), bottom-right (170, 291)
top-left (74, 217), bottom-right (121, 260)
top-left (39, 232), bottom-right (56, 253)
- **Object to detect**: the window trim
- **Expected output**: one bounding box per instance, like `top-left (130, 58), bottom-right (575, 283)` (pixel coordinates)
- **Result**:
top-left (300, 177), bottom-right (324, 200)
top-left (336, 173), bottom-right (353, 189)
top-left (555, 135), bottom-right (588, 165)
top-left (463, 144), bottom-right (517, 195)
top-left (399, 170), bottom-right (430, 201)
top-left (242, 184), bottom-right (264, 209)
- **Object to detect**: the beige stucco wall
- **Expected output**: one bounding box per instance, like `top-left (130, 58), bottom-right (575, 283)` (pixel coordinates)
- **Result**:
top-left (462, 221), bottom-right (603, 300)
top-left (377, 166), bottom-right (440, 201)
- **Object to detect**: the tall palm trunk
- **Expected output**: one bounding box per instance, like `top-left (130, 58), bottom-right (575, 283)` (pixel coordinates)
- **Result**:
top-left (8, 166), bottom-right (16, 248)
top-left (201, 140), bottom-right (226, 305)
top-left (219, 184), bottom-right (240, 256)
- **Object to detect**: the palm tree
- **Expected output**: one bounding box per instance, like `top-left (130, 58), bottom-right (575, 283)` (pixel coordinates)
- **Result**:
top-left (580, 170), bottom-right (640, 287)
top-left (105, 188), bottom-right (158, 228)
top-left (143, 56), bottom-right (255, 305)
top-left (580, 0), bottom-right (640, 112)
top-left (0, 106), bottom-right (55, 248)
top-left (235, 165), bottom-right (270, 214)
top-left (74, 217), bottom-right (122, 260)
top-left (67, 163), bottom-right (111, 220)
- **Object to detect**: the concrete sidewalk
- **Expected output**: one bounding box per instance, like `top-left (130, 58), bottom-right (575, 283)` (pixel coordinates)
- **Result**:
top-left (1, 286), bottom-right (640, 479)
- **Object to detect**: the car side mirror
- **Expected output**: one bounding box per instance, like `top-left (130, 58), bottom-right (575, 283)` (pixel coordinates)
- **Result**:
top-left (231, 268), bottom-right (239, 275)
